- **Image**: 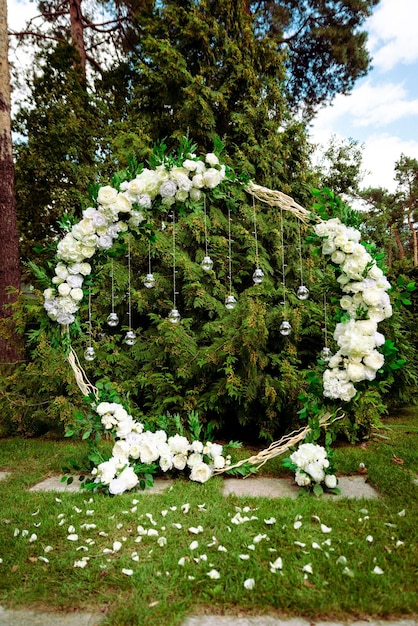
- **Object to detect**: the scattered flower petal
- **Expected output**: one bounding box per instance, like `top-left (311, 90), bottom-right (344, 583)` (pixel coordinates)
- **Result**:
top-left (342, 567), bottom-right (354, 578)
top-left (189, 541), bottom-right (199, 550)
top-left (336, 556), bottom-right (347, 565)
top-left (29, 534), bottom-right (38, 543)
top-left (157, 537), bottom-right (167, 547)
top-left (207, 569), bottom-right (220, 579)
top-left (302, 563), bottom-right (313, 574)
top-left (264, 517), bottom-right (276, 525)
top-left (122, 568), bottom-right (134, 576)
top-left (244, 578), bottom-right (255, 590)
top-left (44, 546), bottom-right (54, 553)
top-left (373, 566), bottom-right (384, 575)
top-left (398, 509), bottom-right (406, 517)
top-left (37, 556), bottom-right (49, 563)
top-left (218, 546), bottom-right (227, 552)
top-left (239, 554), bottom-right (250, 560)
top-left (366, 535), bottom-right (373, 543)
top-left (113, 541), bottom-right (122, 552)
top-left (321, 524), bottom-right (332, 534)
top-left (74, 560), bottom-right (88, 568)
top-left (270, 557), bottom-right (283, 570)
top-left (312, 542), bottom-right (322, 550)
top-left (178, 557), bottom-right (186, 566)
top-left (293, 521), bottom-right (302, 530)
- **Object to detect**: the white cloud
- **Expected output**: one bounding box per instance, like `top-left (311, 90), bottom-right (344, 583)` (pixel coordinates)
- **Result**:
top-left (7, 0), bottom-right (37, 30)
top-left (367, 0), bottom-right (418, 70)
top-left (313, 80), bottom-right (418, 130)
top-left (362, 134), bottom-right (418, 190)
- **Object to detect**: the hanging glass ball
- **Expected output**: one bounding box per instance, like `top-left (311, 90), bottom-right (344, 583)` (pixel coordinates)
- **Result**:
top-left (124, 330), bottom-right (137, 346)
top-left (252, 268), bottom-right (264, 284)
top-left (144, 273), bottom-right (156, 289)
top-left (201, 256), bottom-right (214, 271)
top-left (296, 285), bottom-right (310, 300)
top-left (106, 312), bottom-right (119, 327)
top-left (279, 320), bottom-right (292, 336)
top-left (320, 346), bottom-right (331, 362)
top-left (84, 346), bottom-right (96, 361)
top-left (225, 295), bottom-right (237, 310)
top-left (168, 308), bottom-right (181, 324)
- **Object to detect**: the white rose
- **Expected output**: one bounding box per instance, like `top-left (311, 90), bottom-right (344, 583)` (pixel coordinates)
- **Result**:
top-left (43, 288), bottom-right (56, 300)
top-left (139, 441), bottom-right (160, 465)
top-left (203, 168), bottom-right (222, 188)
top-left (72, 219), bottom-right (96, 240)
top-left (347, 362), bottom-right (367, 382)
top-left (367, 264), bottom-right (384, 280)
top-left (192, 174), bottom-right (204, 189)
top-left (98, 235), bottom-right (113, 249)
top-left (70, 288), bottom-right (84, 302)
top-left (339, 382), bottom-right (357, 402)
top-left (189, 188), bottom-right (202, 202)
top-left (55, 263), bottom-right (69, 280)
top-left (172, 454), bottom-right (187, 470)
top-left (80, 246), bottom-right (96, 259)
top-left (168, 434), bottom-right (190, 456)
top-left (191, 440), bottom-right (204, 453)
top-left (160, 180), bottom-right (177, 198)
top-left (342, 240), bottom-right (356, 254)
top-left (205, 153), bottom-right (219, 166)
top-left (129, 212), bottom-right (145, 228)
top-left (340, 295), bottom-right (353, 310)
top-left (209, 443), bottom-right (223, 458)
top-left (363, 350), bottom-right (385, 371)
top-left (112, 193), bottom-right (132, 213)
top-left (322, 240), bottom-right (336, 255)
top-left (116, 416), bottom-right (136, 439)
top-left (355, 320), bottom-right (377, 335)
top-left (213, 455), bottom-right (226, 469)
top-left (97, 185), bottom-right (118, 205)
top-left (187, 452), bottom-right (203, 468)
top-left (183, 159), bottom-right (198, 171)
top-left (101, 413), bottom-right (116, 429)
top-left (112, 440), bottom-right (131, 459)
top-left (176, 189), bottom-right (189, 202)
top-left (96, 459), bottom-right (117, 485)
top-left (190, 462), bottom-right (212, 483)
top-left (58, 282), bottom-right (71, 296)
top-left (160, 455), bottom-right (173, 472)
top-left (66, 274), bottom-right (83, 289)
top-left (295, 470), bottom-right (311, 487)
top-left (324, 474), bottom-right (337, 489)
top-left (331, 250), bottom-right (345, 264)
top-left (362, 287), bottom-right (385, 307)
top-left (137, 194), bottom-right (152, 208)
top-left (96, 402), bottom-right (113, 415)
top-left (373, 331), bottom-right (385, 347)
top-left (109, 466), bottom-right (138, 495)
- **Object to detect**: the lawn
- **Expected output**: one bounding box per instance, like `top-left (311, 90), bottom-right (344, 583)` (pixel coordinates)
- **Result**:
top-left (0, 408), bottom-right (417, 626)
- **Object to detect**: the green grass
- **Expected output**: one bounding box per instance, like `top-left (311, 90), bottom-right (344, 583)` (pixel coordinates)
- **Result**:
top-left (0, 409), bottom-right (417, 625)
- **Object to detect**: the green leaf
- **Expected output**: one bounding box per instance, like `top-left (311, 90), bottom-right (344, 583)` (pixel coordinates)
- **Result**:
top-left (313, 483), bottom-right (324, 497)
top-left (82, 430), bottom-right (92, 440)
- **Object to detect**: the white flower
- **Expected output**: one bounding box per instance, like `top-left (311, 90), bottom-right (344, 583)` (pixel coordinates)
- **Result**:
top-left (324, 474), bottom-right (337, 489)
top-left (168, 434), bottom-right (190, 455)
top-left (98, 186), bottom-right (118, 205)
top-left (295, 471), bottom-right (311, 487)
top-left (139, 440), bottom-right (160, 465)
top-left (58, 282), bottom-right (71, 297)
top-left (363, 350), bottom-right (385, 371)
top-left (160, 180), bottom-right (177, 198)
top-left (205, 153), bottom-right (219, 166)
top-left (203, 168), bottom-right (222, 189)
top-left (109, 466), bottom-right (138, 495)
top-left (173, 454), bottom-right (187, 471)
top-left (190, 462), bottom-right (212, 483)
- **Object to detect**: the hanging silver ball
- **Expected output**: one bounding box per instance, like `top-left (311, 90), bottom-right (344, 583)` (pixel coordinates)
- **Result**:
top-left (84, 346), bottom-right (96, 361)
top-left (320, 346), bottom-right (331, 362)
top-left (296, 285), bottom-right (310, 300)
top-left (225, 295), bottom-right (237, 310)
top-left (144, 273), bottom-right (156, 289)
top-left (252, 268), bottom-right (264, 284)
top-left (168, 308), bottom-right (181, 323)
top-left (279, 320), bottom-right (292, 336)
top-left (124, 330), bottom-right (137, 346)
top-left (106, 312), bottom-right (119, 327)
top-left (201, 256), bottom-right (214, 271)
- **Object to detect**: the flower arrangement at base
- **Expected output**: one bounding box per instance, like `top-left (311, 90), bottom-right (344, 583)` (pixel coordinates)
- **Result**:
top-left (283, 442), bottom-right (340, 497)
top-left (64, 401), bottom-right (238, 494)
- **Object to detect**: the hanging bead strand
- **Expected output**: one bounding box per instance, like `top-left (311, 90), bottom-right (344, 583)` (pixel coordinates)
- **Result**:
top-left (225, 206), bottom-right (237, 309)
top-left (84, 285), bottom-right (96, 361)
top-left (296, 221), bottom-right (309, 300)
top-left (124, 237), bottom-right (137, 345)
top-left (252, 196), bottom-right (264, 284)
top-left (106, 259), bottom-right (119, 327)
top-left (279, 208), bottom-right (291, 336)
top-left (168, 210), bottom-right (181, 323)
top-left (320, 283), bottom-right (331, 361)
top-left (201, 196), bottom-right (214, 271)
top-left (144, 240), bottom-right (156, 288)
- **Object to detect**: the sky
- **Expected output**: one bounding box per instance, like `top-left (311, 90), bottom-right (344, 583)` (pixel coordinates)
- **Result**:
top-left (7, 0), bottom-right (418, 192)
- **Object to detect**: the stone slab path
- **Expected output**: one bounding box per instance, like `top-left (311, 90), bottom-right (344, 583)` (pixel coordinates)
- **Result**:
top-left (26, 474), bottom-right (379, 499)
top-left (0, 606), bottom-right (103, 626)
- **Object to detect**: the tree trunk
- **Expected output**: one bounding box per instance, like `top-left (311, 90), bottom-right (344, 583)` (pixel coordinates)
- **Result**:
top-left (0, 0), bottom-right (23, 367)
top-left (393, 226), bottom-right (405, 261)
top-left (69, 0), bottom-right (86, 78)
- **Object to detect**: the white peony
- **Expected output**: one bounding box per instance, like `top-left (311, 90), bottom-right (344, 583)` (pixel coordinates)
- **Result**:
top-left (98, 186), bottom-right (118, 205)
top-left (70, 288), bottom-right (84, 302)
top-left (324, 474), bottom-right (337, 489)
top-left (172, 454), bottom-right (187, 470)
top-left (363, 350), bottom-right (385, 371)
top-left (189, 462), bottom-right (212, 483)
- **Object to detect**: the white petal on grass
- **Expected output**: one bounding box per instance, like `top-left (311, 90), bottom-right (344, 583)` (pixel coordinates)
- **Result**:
top-left (239, 554), bottom-right (250, 560)
top-left (31, 509), bottom-right (40, 516)
top-left (147, 529), bottom-right (159, 537)
top-left (161, 510), bottom-right (168, 517)
top-left (74, 560), bottom-right (88, 568)
top-left (207, 569), bottom-right (220, 579)
top-left (178, 557), bottom-right (186, 566)
top-left (68, 525), bottom-right (76, 533)
top-left (200, 554), bottom-right (208, 561)
top-left (98, 531), bottom-right (108, 537)
top-left (33, 523), bottom-right (41, 528)
top-left (102, 548), bottom-right (113, 555)
top-left (122, 568), bottom-right (134, 576)
top-left (293, 521), bottom-right (302, 530)
top-left (172, 523), bottom-right (182, 530)
top-left (294, 541), bottom-right (306, 548)
top-left (188, 526), bottom-right (203, 534)
top-left (157, 537), bottom-right (167, 547)
top-left (146, 513), bottom-right (157, 525)
top-left (130, 507), bottom-right (137, 514)
top-left (187, 575), bottom-right (195, 580)
top-left (218, 546), bottom-right (227, 552)
top-left (13, 529), bottom-right (19, 537)
top-left (181, 504), bottom-right (190, 514)
top-left (116, 523), bottom-right (123, 530)
top-left (55, 498), bottom-right (62, 503)
top-left (342, 567), bottom-right (354, 578)
top-left (384, 523), bottom-right (397, 528)
top-left (37, 556), bottom-right (49, 563)
top-left (244, 578), bottom-right (255, 590)
top-left (76, 546), bottom-right (88, 552)
top-left (302, 563), bottom-right (313, 574)
top-left (29, 534), bottom-right (38, 543)
top-left (131, 552), bottom-right (139, 562)
top-left (248, 544), bottom-right (255, 551)
top-left (398, 509), bottom-right (406, 517)
top-left (113, 541), bottom-right (122, 552)
top-left (0, 559), bottom-right (3, 564)
top-left (131, 499), bottom-right (139, 505)
top-left (373, 566), bottom-right (384, 574)
top-left (73, 506), bottom-right (82, 513)
top-left (395, 540), bottom-right (404, 548)
top-left (85, 510), bottom-right (94, 516)
top-left (44, 546), bottom-right (54, 553)
top-left (312, 542), bottom-right (322, 550)
top-left (336, 556), bottom-right (347, 565)
top-left (189, 541), bottom-right (199, 550)
top-left (322, 539), bottom-right (332, 546)
top-left (366, 535), bottom-right (373, 543)
top-left (21, 530), bottom-right (29, 537)
top-left (58, 519), bottom-right (65, 527)
top-left (264, 517), bottom-right (276, 525)
top-left (136, 525), bottom-right (147, 535)
top-left (270, 557), bottom-right (283, 570)
top-left (321, 524), bottom-right (332, 533)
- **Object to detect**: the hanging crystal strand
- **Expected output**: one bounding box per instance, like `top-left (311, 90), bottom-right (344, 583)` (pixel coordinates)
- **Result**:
top-left (320, 288), bottom-right (331, 361)
top-left (84, 285), bottom-right (96, 361)
top-left (279, 208), bottom-right (291, 335)
top-left (225, 206), bottom-right (237, 309)
top-left (106, 259), bottom-right (119, 327)
top-left (296, 220), bottom-right (309, 300)
top-left (252, 196), bottom-right (264, 284)
top-left (201, 195), bottom-right (214, 271)
top-left (124, 237), bottom-right (137, 345)
top-left (144, 240), bottom-right (156, 288)
top-left (168, 210), bottom-right (181, 323)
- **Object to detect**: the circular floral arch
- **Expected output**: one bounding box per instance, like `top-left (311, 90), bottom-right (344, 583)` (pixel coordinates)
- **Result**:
top-left (43, 147), bottom-right (392, 493)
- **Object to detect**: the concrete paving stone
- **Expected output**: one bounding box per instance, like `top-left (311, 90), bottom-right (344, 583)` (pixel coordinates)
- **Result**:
top-left (0, 606), bottom-right (104, 626)
top-left (29, 476), bottom-right (174, 494)
top-left (0, 472), bottom-right (11, 482)
top-left (183, 618), bottom-right (417, 626)
top-left (222, 476), bottom-right (379, 500)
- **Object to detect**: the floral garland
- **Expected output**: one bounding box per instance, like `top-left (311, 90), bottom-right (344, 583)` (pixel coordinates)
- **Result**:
top-left (43, 151), bottom-right (226, 325)
top-left (313, 218), bottom-right (392, 402)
